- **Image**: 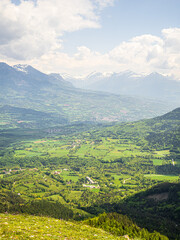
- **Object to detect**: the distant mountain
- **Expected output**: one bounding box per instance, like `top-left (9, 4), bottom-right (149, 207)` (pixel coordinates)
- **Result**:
top-left (0, 62), bottom-right (175, 124)
top-left (49, 73), bottom-right (73, 88)
top-left (60, 72), bottom-right (87, 89)
top-left (65, 71), bottom-right (180, 105)
top-left (0, 62), bottom-right (72, 93)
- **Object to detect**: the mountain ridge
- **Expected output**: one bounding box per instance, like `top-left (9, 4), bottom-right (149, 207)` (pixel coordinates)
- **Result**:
top-left (0, 62), bottom-right (72, 92)
top-left (64, 70), bottom-right (180, 105)
top-left (0, 62), bottom-right (176, 124)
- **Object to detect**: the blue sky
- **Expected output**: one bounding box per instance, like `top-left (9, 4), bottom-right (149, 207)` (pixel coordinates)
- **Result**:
top-left (0, 0), bottom-right (180, 78)
top-left (63, 0), bottom-right (180, 54)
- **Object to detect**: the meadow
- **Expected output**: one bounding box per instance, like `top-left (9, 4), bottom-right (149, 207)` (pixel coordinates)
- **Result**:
top-left (0, 213), bottom-right (126, 240)
top-left (144, 174), bottom-right (179, 181)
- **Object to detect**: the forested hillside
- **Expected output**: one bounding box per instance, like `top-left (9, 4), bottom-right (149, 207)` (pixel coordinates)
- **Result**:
top-left (85, 213), bottom-right (169, 240)
top-left (116, 183), bottom-right (180, 240)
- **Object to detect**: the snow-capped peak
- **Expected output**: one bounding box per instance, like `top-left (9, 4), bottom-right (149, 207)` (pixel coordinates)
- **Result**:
top-left (60, 73), bottom-right (74, 80)
top-left (13, 64), bottom-right (29, 74)
top-left (86, 71), bottom-right (113, 79)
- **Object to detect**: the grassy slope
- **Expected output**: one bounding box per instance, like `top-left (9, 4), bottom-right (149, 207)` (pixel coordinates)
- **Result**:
top-left (0, 213), bottom-right (129, 240)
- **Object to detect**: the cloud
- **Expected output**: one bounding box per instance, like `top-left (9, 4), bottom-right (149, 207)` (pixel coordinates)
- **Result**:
top-left (30, 28), bottom-right (180, 79)
top-left (162, 28), bottom-right (180, 52)
top-left (0, 0), bottom-right (110, 59)
top-left (107, 28), bottom-right (180, 78)
top-left (109, 34), bottom-right (165, 73)
top-left (94, 0), bottom-right (114, 9)
top-left (0, 1), bottom-right (179, 78)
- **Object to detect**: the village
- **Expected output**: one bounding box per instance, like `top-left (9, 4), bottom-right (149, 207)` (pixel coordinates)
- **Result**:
top-left (82, 176), bottom-right (100, 189)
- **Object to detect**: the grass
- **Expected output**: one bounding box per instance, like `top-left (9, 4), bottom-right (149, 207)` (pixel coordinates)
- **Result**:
top-left (154, 150), bottom-right (170, 157)
top-left (65, 191), bottom-right (82, 201)
top-left (112, 174), bottom-right (131, 186)
top-left (61, 171), bottom-right (79, 183)
top-left (0, 213), bottom-right (127, 240)
top-left (12, 135), bottom-right (172, 170)
top-left (144, 174), bottom-right (179, 181)
top-left (13, 137), bottom-right (152, 162)
top-left (152, 159), bottom-right (163, 166)
top-left (46, 194), bottom-right (67, 204)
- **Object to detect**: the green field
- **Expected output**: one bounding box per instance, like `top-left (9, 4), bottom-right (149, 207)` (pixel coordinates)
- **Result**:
top-left (144, 174), bottom-right (179, 181)
top-left (12, 137), bottom-right (162, 164)
top-left (152, 159), bottom-right (163, 166)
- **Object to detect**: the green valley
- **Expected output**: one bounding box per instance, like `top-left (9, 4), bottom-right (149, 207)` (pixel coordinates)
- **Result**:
top-left (0, 107), bottom-right (179, 239)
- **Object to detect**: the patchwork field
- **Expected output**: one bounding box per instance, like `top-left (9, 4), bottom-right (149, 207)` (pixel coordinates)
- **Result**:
top-left (13, 137), bottom-right (170, 164)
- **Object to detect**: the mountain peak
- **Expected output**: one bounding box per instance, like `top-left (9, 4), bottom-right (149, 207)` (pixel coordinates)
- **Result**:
top-left (13, 64), bottom-right (29, 74)
top-left (0, 62), bottom-right (9, 66)
top-left (13, 64), bottom-right (43, 75)
top-left (0, 62), bottom-right (14, 70)
top-left (49, 73), bottom-right (64, 81)
top-left (147, 72), bottom-right (167, 78)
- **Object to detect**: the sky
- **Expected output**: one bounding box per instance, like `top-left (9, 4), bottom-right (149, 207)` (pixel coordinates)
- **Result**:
top-left (0, 0), bottom-right (180, 78)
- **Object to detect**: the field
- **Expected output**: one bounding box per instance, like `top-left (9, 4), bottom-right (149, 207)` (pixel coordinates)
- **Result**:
top-left (12, 137), bottom-right (169, 164)
top-left (144, 174), bottom-right (179, 181)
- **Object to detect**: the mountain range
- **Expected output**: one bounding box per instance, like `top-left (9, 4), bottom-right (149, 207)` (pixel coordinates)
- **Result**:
top-left (0, 62), bottom-right (177, 127)
top-left (63, 71), bottom-right (180, 105)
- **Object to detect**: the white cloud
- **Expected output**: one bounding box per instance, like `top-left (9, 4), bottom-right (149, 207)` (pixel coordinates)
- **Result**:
top-left (0, 0), bottom-right (110, 59)
top-left (109, 34), bottom-right (165, 73)
top-left (94, 0), bottom-right (114, 8)
top-left (162, 28), bottom-right (180, 52)
top-left (0, 1), bottom-right (179, 79)
top-left (30, 28), bottom-right (180, 79)
top-left (107, 29), bottom-right (180, 78)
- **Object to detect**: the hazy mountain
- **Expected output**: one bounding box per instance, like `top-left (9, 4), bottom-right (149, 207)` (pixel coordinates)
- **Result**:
top-left (0, 62), bottom-right (72, 93)
top-left (0, 62), bottom-right (175, 123)
top-left (49, 73), bottom-right (73, 88)
top-left (65, 71), bottom-right (180, 105)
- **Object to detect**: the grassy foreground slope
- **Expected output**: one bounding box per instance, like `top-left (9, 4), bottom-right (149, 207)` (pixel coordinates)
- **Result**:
top-left (0, 213), bottom-right (130, 240)
top-left (0, 213), bottom-right (169, 240)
